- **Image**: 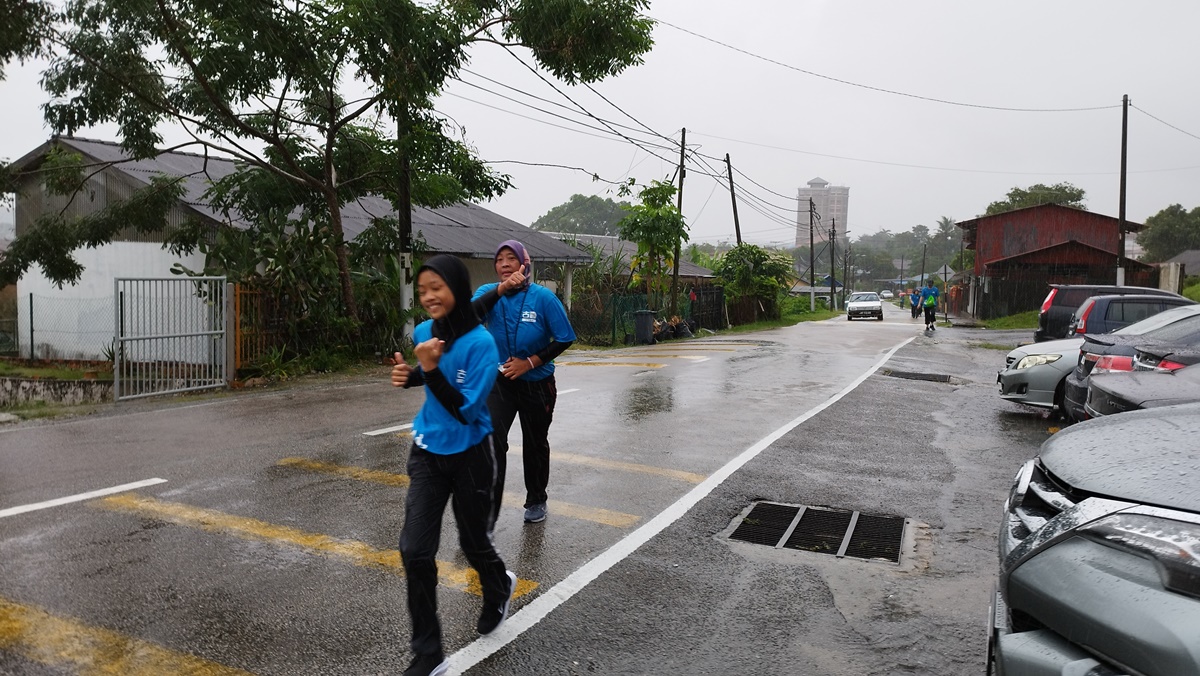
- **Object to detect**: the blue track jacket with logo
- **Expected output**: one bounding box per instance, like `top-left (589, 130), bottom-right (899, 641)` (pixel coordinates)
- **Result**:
top-left (410, 320), bottom-right (498, 456)
top-left (472, 282), bottom-right (576, 382)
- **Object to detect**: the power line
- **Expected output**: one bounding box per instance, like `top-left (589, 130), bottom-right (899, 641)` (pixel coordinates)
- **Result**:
top-left (481, 159), bottom-right (632, 186)
top-left (655, 18), bottom-right (1121, 113)
top-left (1131, 104), bottom-right (1200, 144)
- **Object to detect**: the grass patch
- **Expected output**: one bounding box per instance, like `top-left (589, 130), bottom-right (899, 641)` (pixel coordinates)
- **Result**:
top-left (1183, 281), bottom-right (1200, 303)
top-left (971, 342), bottom-right (1018, 351)
top-left (981, 310), bottom-right (1039, 330)
top-left (0, 361), bottom-right (113, 380)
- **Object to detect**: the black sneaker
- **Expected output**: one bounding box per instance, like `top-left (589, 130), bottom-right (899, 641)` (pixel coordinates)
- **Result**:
top-left (403, 654), bottom-right (448, 676)
top-left (523, 502), bottom-right (547, 523)
top-left (477, 570), bottom-right (518, 635)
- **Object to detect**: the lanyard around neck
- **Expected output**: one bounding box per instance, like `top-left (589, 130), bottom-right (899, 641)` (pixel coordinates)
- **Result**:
top-left (502, 287), bottom-right (530, 359)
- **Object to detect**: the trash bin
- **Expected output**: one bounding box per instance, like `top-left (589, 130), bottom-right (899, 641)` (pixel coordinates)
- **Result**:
top-left (633, 310), bottom-right (656, 345)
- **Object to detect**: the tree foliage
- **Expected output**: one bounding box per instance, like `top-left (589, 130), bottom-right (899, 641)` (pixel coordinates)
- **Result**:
top-left (531, 193), bottom-right (631, 236)
top-left (617, 180), bottom-right (687, 310)
top-left (712, 243), bottom-right (794, 304)
top-left (985, 182), bottom-right (1086, 216)
top-left (1137, 204), bottom-right (1200, 263)
top-left (1, 0), bottom-right (654, 325)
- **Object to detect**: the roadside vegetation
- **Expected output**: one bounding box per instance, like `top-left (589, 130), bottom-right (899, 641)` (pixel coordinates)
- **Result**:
top-left (981, 310), bottom-right (1039, 330)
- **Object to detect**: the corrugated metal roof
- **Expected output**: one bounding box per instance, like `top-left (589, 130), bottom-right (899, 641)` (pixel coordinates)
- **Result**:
top-left (541, 232), bottom-right (713, 278)
top-left (14, 137), bottom-right (591, 264)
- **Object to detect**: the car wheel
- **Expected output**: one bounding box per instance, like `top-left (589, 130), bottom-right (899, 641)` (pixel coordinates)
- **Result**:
top-left (877, 313), bottom-right (884, 321)
top-left (846, 315), bottom-right (852, 321)
top-left (1053, 380), bottom-right (1068, 422)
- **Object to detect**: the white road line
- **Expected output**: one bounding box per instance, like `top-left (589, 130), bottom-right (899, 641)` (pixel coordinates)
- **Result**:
top-left (362, 423), bottom-right (413, 437)
top-left (0, 478), bottom-right (168, 519)
top-left (449, 336), bottom-right (915, 672)
top-left (558, 389), bottom-right (580, 395)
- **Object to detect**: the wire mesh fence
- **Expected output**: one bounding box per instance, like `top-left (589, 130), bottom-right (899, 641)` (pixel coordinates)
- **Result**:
top-left (14, 293), bottom-right (115, 361)
top-left (566, 286), bottom-right (725, 346)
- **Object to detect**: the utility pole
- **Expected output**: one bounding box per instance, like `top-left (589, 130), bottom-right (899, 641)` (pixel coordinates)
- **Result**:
top-left (397, 104), bottom-right (414, 341)
top-left (842, 245), bottom-right (851, 307)
top-left (920, 243), bottom-right (927, 288)
top-left (898, 254), bottom-right (906, 291)
top-left (669, 128), bottom-right (686, 317)
top-left (809, 198), bottom-right (817, 311)
top-left (829, 218), bottom-right (837, 310)
top-left (1117, 94), bottom-right (1129, 286)
top-left (725, 153), bottom-right (742, 245)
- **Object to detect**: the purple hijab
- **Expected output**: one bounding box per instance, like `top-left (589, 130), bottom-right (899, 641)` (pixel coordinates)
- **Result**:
top-left (496, 239), bottom-right (532, 290)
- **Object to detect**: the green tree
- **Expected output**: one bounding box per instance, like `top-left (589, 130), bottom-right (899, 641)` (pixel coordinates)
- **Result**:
top-left (618, 180), bottom-right (688, 310)
top-left (711, 243), bottom-right (794, 322)
top-left (0, 0), bottom-right (654, 323)
top-left (985, 182), bottom-right (1086, 215)
top-left (532, 194), bottom-right (631, 236)
top-left (1137, 204), bottom-right (1200, 263)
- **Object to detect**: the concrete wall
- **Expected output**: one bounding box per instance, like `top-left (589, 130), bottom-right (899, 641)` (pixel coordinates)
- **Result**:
top-left (0, 376), bottom-right (112, 406)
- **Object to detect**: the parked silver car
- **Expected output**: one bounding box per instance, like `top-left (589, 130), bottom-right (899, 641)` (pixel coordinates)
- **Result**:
top-left (997, 338), bottom-right (1082, 413)
top-left (988, 403), bottom-right (1200, 674)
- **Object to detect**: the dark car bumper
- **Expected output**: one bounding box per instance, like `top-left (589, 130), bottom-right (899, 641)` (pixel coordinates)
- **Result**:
top-left (1062, 372), bottom-right (1090, 422)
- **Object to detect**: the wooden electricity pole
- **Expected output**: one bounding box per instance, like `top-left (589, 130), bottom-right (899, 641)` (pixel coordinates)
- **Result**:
top-left (669, 128), bottom-right (686, 317)
top-left (829, 218), bottom-right (837, 310)
top-left (1117, 94), bottom-right (1128, 286)
top-left (809, 198), bottom-right (817, 312)
top-left (725, 154), bottom-right (742, 245)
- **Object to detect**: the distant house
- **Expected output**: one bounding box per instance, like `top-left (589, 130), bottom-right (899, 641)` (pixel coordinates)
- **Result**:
top-left (958, 204), bottom-right (1156, 319)
top-left (8, 136), bottom-right (590, 358)
top-left (1165, 249), bottom-right (1200, 277)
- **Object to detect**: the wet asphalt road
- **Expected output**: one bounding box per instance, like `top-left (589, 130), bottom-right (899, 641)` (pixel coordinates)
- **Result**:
top-left (0, 303), bottom-right (1055, 675)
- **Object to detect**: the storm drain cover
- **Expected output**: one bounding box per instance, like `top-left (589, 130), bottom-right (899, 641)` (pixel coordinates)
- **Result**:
top-left (881, 369), bottom-right (953, 383)
top-left (729, 502), bottom-right (906, 564)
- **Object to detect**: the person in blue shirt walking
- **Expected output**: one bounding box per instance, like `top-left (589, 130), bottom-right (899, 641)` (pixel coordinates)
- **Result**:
top-left (909, 286), bottom-right (922, 319)
top-left (920, 280), bottom-right (940, 331)
top-left (391, 255), bottom-right (517, 676)
top-left (472, 240), bottom-right (576, 525)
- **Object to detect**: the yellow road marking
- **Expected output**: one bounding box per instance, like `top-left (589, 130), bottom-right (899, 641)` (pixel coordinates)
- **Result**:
top-left (549, 451), bottom-right (707, 484)
top-left (279, 457), bottom-right (410, 487)
top-left (0, 594), bottom-right (253, 676)
top-left (631, 347), bottom-right (739, 351)
top-left (555, 362), bottom-right (666, 368)
top-left (622, 354), bottom-right (708, 359)
top-left (278, 458), bottom-right (638, 528)
top-left (96, 494), bottom-right (537, 599)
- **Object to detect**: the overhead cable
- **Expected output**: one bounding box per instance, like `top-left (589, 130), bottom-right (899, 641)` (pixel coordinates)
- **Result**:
top-left (654, 18), bottom-right (1121, 113)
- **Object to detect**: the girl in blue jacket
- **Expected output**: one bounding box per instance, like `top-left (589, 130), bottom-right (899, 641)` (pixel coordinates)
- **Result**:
top-left (391, 255), bottom-right (517, 676)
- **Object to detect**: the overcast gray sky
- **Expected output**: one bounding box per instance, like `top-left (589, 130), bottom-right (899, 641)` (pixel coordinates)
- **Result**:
top-left (2, 0), bottom-right (1198, 247)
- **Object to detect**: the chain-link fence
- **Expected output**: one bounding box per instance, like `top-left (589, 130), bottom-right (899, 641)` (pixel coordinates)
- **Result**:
top-left (567, 286), bottom-right (726, 346)
top-left (14, 293), bottom-right (115, 360)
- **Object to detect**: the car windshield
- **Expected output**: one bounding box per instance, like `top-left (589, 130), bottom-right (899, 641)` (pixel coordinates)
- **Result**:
top-left (1141, 314), bottom-right (1200, 342)
top-left (848, 294), bottom-right (878, 302)
top-left (1113, 304), bottom-right (1200, 336)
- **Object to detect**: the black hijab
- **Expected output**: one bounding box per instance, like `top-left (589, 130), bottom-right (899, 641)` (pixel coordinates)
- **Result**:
top-left (417, 255), bottom-right (480, 350)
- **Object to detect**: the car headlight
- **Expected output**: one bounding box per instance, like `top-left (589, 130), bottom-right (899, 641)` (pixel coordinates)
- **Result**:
top-left (1081, 513), bottom-right (1200, 600)
top-left (1014, 354), bottom-right (1062, 369)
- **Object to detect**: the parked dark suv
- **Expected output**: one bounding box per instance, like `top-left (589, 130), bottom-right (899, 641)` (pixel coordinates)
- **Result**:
top-left (1067, 293), bottom-right (1195, 336)
top-left (1034, 284), bottom-right (1184, 342)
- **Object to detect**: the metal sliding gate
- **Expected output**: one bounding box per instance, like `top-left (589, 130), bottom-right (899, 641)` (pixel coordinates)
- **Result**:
top-left (114, 277), bottom-right (230, 401)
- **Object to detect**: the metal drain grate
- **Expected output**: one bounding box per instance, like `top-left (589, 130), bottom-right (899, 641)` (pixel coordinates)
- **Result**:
top-left (729, 502), bottom-right (800, 545)
top-left (881, 369), bottom-right (952, 383)
top-left (728, 502), bottom-right (906, 564)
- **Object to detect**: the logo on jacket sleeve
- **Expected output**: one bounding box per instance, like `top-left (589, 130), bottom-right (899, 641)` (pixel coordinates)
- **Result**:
top-left (456, 369), bottom-right (467, 384)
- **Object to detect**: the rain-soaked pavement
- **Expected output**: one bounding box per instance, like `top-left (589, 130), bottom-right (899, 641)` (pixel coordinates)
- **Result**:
top-left (0, 303), bottom-right (1056, 675)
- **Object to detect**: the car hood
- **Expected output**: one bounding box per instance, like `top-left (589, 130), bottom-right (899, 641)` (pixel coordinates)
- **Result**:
top-left (847, 301), bottom-right (880, 308)
top-left (1040, 403), bottom-right (1200, 512)
top-left (1009, 337), bottom-right (1082, 360)
top-left (1090, 368), bottom-right (1200, 408)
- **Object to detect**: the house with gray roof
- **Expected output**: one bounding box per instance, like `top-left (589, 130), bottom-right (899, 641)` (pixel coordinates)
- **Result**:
top-left (7, 136), bottom-right (591, 358)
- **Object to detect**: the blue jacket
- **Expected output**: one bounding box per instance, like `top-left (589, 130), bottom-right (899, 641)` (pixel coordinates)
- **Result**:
top-left (410, 320), bottom-right (498, 455)
top-left (472, 283), bottom-right (576, 381)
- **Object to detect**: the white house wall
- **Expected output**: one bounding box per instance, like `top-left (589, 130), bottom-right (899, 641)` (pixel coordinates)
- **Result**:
top-left (17, 241), bottom-right (207, 360)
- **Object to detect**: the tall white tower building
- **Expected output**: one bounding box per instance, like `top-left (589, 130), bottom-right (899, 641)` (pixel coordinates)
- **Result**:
top-left (795, 177), bottom-right (849, 248)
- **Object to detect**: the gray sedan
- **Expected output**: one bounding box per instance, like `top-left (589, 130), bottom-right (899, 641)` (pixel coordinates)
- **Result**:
top-left (997, 337), bottom-right (1082, 413)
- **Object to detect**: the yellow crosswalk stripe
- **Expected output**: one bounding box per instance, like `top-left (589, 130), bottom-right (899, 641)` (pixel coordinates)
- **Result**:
top-left (0, 594), bottom-right (253, 676)
top-left (555, 362), bottom-right (666, 368)
top-left (277, 458), bottom-right (638, 528)
top-left (548, 451), bottom-right (707, 484)
top-left (95, 494), bottom-right (537, 599)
